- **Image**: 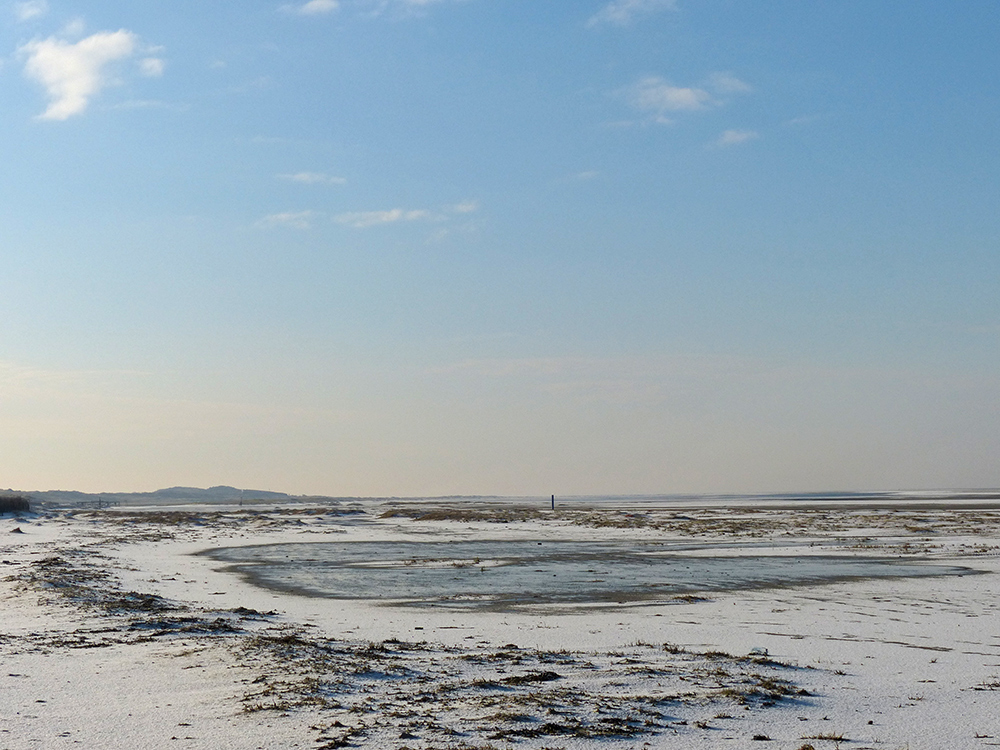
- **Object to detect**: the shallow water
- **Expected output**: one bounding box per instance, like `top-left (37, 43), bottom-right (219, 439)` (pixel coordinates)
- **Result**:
top-left (204, 540), bottom-right (974, 609)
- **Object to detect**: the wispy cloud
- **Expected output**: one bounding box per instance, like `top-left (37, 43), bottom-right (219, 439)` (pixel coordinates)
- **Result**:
top-left (257, 210), bottom-right (316, 229)
top-left (334, 208), bottom-right (430, 228)
top-left (20, 30), bottom-right (141, 120)
top-left (398, 0), bottom-right (461, 7)
top-left (361, 0), bottom-right (465, 19)
top-left (59, 18), bottom-right (86, 37)
top-left (282, 0), bottom-right (340, 15)
top-left (278, 172), bottom-right (347, 185)
top-left (629, 76), bottom-right (713, 123)
top-left (281, 0), bottom-right (467, 21)
top-left (714, 129), bottom-right (759, 147)
top-left (139, 57), bottom-right (165, 77)
top-left (14, 0), bottom-right (47, 21)
top-left (588, 0), bottom-right (677, 27)
top-left (707, 71), bottom-right (752, 95)
top-left (623, 71), bottom-right (752, 126)
top-left (784, 114), bottom-right (823, 127)
top-left (334, 200), bottom-right (477, 228)
top-left (256, 201), bottom-right (475, 230)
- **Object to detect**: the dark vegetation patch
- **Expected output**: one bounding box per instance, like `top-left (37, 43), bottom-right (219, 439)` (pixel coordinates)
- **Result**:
top-left (6, 540), bottom-right (271, 652)
top-left (500, 670), bottom-right (562, 685)
top-left (802, 732), bottom-right (847, 741)
top-left (380, 506), bottom-right (545, 524)
top-left (0, 495), bottom-right (30, 514)
top-left (235, 622), bottom-right (814, 747)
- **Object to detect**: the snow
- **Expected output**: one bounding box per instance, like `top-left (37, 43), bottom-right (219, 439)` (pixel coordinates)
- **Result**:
top-left (2, 500), bottom-right (999, 749)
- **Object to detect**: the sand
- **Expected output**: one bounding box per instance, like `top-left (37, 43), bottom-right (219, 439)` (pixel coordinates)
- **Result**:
top-left (2, 498), bottom-right (999, 749)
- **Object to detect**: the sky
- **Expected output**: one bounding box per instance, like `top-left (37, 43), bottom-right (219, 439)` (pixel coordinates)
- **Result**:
top-left (1, 0), bottom-right (998, 496)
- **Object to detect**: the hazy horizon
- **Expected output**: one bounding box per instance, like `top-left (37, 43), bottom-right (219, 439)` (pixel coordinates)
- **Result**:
top-left (12, 485), bottom-right (1000, 506)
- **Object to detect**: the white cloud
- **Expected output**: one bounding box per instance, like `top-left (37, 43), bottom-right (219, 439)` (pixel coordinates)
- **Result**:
top-left (707, 71), bottom-right (752, 95)
top-left (588, 0), bottom-right (677, 27)
top-left (334, 208), bottom-right (429, 228)
top-left (14, 0), bottom-right (47, 21)
top-left (624, 72), bottom-right (753, 125)
top-left (714, 129), bottom-right (759, 147)
top-left (630, 76), bottom-right (713, 120)
top-left (450, 200), bottom-right (478, 214)
top-left (257, 210), bottom-right (315, 229)
top-left (284, 0), bottom-right (340, 15)
top-left (278, 172), bottom-right (347, 185)
top-left (20, 30), bottom-right (138, 120)
top-left (139, 57), bottom-right (165, 77)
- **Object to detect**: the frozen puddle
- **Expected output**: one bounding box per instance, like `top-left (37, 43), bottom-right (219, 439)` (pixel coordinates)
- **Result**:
top-left (204, 540), bottom-right (975, 609)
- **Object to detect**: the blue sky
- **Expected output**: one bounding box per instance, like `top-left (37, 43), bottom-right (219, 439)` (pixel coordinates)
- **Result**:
top-left (1, 0), bottom-right (998, 495)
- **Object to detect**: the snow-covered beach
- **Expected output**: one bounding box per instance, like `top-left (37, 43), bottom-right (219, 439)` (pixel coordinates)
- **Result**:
top-left (2, 496), bottom-right (999, 749)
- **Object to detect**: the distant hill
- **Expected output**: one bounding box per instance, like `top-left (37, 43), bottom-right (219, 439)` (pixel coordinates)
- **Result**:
top-left (150, 485), bottom-right (291, 501)
top-left (9, 486), bottom-right (295, 508)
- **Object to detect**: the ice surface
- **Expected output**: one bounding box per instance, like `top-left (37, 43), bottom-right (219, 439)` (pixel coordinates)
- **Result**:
top-left (206, 539), bottom-right (973, 608)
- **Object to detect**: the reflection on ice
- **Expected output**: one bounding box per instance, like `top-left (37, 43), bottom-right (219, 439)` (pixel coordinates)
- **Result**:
top-left (205, 541), bottom-right (975, 610)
